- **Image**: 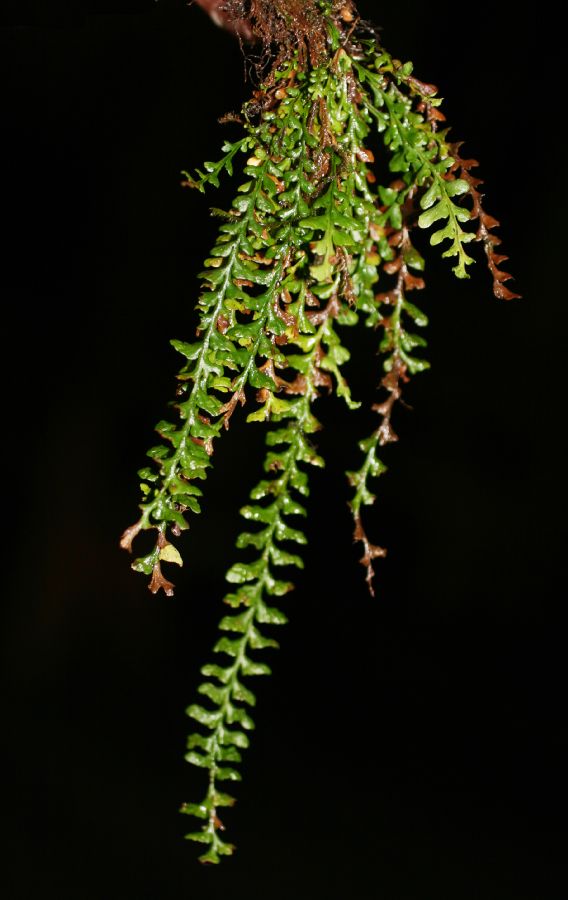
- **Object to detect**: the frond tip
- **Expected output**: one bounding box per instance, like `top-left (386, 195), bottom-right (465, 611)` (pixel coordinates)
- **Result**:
top-left (353, 513), bottom-right (387, 597)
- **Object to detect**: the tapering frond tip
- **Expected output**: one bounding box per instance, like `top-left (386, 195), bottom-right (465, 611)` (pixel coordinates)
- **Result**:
top-left (353, 514), bottom-right (387, 597)
top-left (477, 210), bottom-right (521, 300)
top-left (128, 530), bottom-right (180, 596)
top-left (184, 830), bottom-right (236, 865)
top-left (180, 802), bottom-right (208, 818)
top-left (483, 240), bottom-right (521, 300)
top-left (450, 145), bottom-right (520, 300)
top-left (182, 796), bottom-right (237, 862)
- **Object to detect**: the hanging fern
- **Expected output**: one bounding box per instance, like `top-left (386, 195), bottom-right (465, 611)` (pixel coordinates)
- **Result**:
top-left (121, 0), bottom-right (518, 863)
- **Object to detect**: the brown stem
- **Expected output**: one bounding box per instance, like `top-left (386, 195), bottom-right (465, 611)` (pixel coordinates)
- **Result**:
top-left (193, 0), bottom-right (256, 40)
top-left (193, 1), bottom-right (359, 69)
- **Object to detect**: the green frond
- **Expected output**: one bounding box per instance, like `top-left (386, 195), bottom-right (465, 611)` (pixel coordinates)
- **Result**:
top-left (183, 290), bottom-right (357, 853)
top-left (181, 136), bottom-right (254, 192)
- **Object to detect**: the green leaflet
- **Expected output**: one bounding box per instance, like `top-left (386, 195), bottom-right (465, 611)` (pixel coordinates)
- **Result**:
top-left (355, 53), bottom-right (478, 280)
top-left (121, 2), bottom-right (514, 865)
top-left (181, 137), bottom-right (254, 192)
top-left (417, 179), bottom-right (475, 277)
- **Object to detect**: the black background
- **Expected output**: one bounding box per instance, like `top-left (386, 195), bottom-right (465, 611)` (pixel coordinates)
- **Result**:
top-left (1, 2), bottom-right (565, 898)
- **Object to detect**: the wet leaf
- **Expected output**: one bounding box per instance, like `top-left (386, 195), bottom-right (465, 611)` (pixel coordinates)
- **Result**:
top-left (159, 543), bottom-right (183, 567)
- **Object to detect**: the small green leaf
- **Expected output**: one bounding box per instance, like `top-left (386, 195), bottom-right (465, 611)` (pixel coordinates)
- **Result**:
top-left (264, 574), bottom-right (294, 597)
top-left (281, 496), bottom-right (307, 516)
top-left (241, 658), bottom-right (272, 677)
top-left (196, 847), bottom-right (221, 864)
top-left (186, 705), bottom-right (221, 729)
top-left (298, 215), bottom-right (328, 230)
top-left (184, 750), bottom-right (213, 768)
top-left (269, 546), bottom-right (304, 568)
top-left (226, 561), bottom-right (265, 584)
top-left (219, 745), bottom-right (242, 764)
top-left (219, 612), bottom-right (251, 633)
top-left (418, 197), bottom-right (449, 229)
top-left (403, 300), bottom-right (428, 326)
top-left (138, 467), bottom-right (158, 482)
top-left (187, 733), bottom-right (213, 752)
top-left (185, 831), bottom-right (213, 845)
top-left (227, 705), bottom-right (255, 730)
top-left (444, 178), bottom-right (470, 198)
top-left (201, 664), bottom-right (231, 684)
top-left (213, 637), bottom-right (242, 658)
top-left (180, 803), bottom-right (208, 819)
top-left (240, 504), bottom-right (278, 525)
top-left (248, 368), bottom-right (277, 390)
top-left (171, 339), bottom-right (202, 360)
top-left (198, 682), bottom-right (226, 704)
top-left (256, 603), bottom-right (288, 625)
top-left (216, 767), bottom-right (242, 782)
top-left (249, 625), bottom-right (279, 650)
top-left (419, 181), bottom-right (440, 210)
top-left (236, 528), bottom-right (271, 551)
top-left (378, 185), bottom-right (398, 206)
top-left (275, 522), bottom-right (307, 545)
top-left (247, 404), bottom-right (271, 424)
top-left (402, 245), bottom-right (425, 272)
top-left (221, 729), bottom-right (250, 749)
top-left (214, 792), bottom-right (237, 807)
top-left (232, 680), bottom-right (256, 706)
top-left (159, 543), bottom-right (183, 567)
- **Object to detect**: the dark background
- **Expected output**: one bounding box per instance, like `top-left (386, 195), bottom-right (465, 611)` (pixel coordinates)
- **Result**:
top-left (1, 2), bottom-right (565, 898)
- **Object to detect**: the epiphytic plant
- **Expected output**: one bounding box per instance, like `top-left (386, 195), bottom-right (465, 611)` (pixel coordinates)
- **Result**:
top-left (121, 0), bottom-right (518, 863)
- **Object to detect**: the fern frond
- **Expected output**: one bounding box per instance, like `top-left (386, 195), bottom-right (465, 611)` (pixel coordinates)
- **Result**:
top-left (348, 220), bottom-right (429, 593)
top-left (182, 301), bottom-right (354, 861)
top-left (121, 73), bottom-right (314, 592)
top-left (449, 144), bottom-right (521, 300)
top-left (180, 136), bottom-right (254, 192)
top-left (354, 53), bottom-right (477, 278)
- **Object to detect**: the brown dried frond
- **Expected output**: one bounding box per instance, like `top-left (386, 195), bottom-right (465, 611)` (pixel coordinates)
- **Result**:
top-left (450, 143), bottom-right (520, 301)
top-left (307, 295), bottom-right (340, 326)
top-left (220, 388), bottom-right (246, 428)
top-left (149, 561), bottom-right (175, 597)
top-left (353, 513), bottom-right (387, 598)
top-left (119, 520), bottom-right (143, 553)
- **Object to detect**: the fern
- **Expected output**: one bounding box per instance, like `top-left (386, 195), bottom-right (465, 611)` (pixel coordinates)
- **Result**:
top-left (182, 308), bottom-right (347, 862)
top-left (121, 0), bottom-right (519, 861)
